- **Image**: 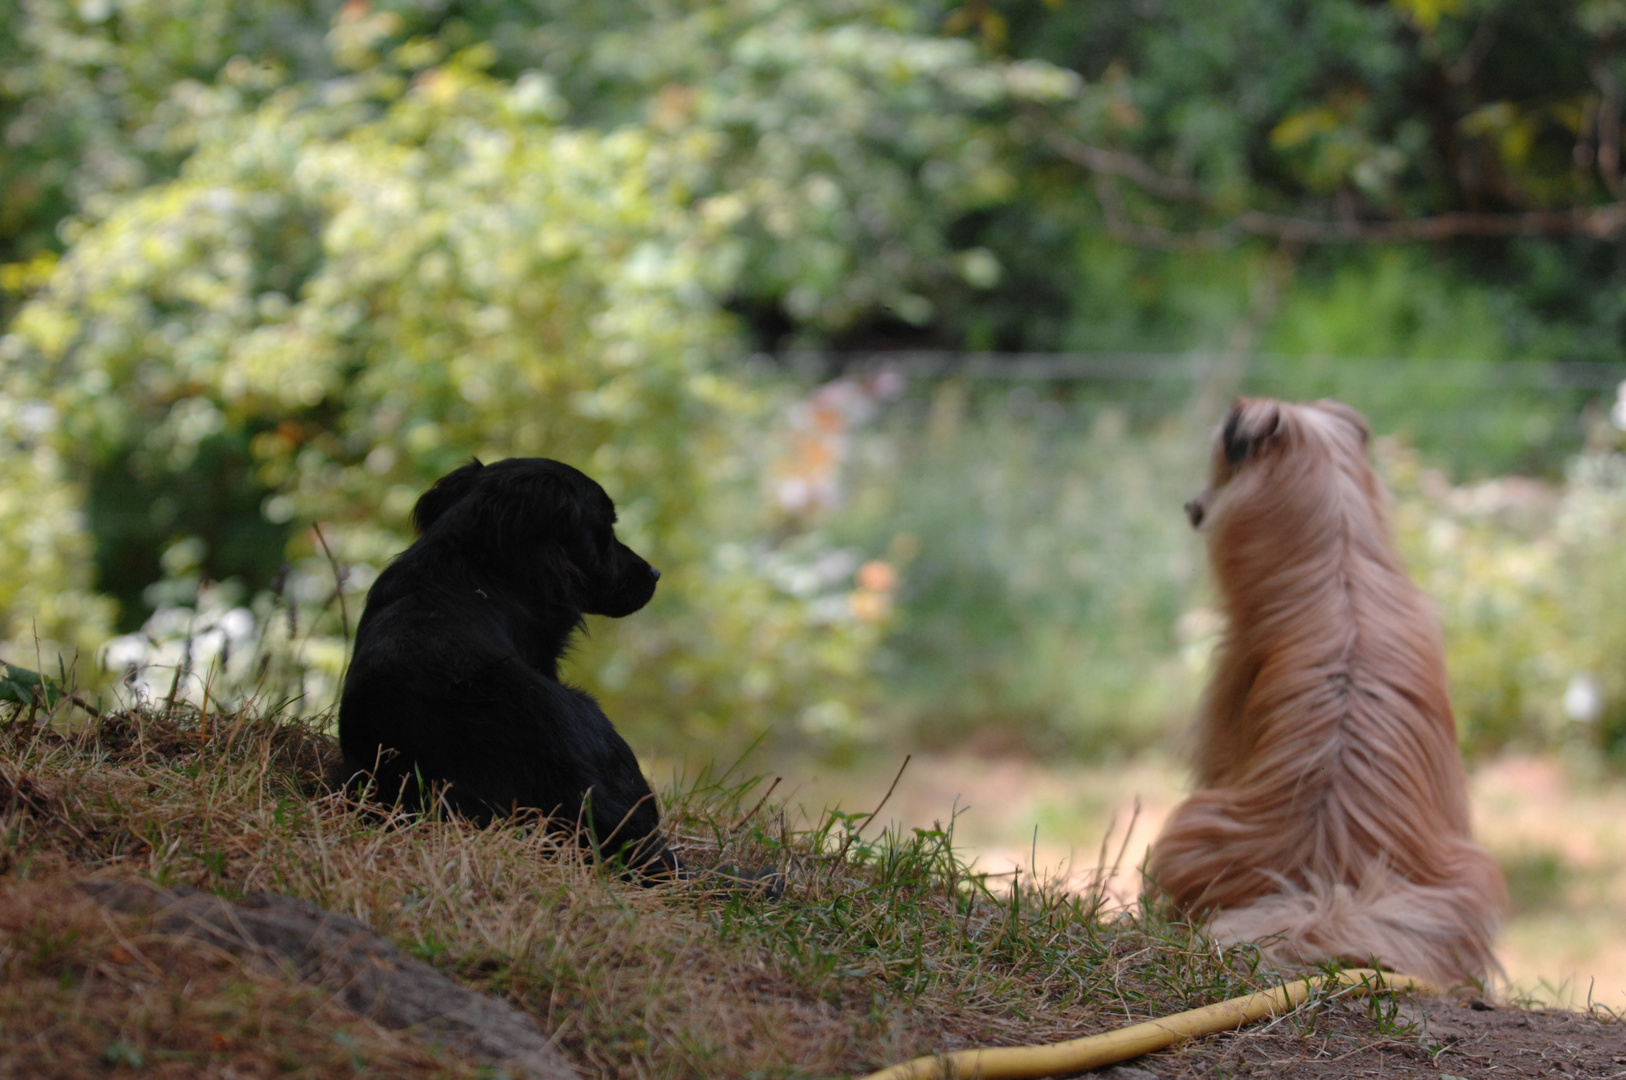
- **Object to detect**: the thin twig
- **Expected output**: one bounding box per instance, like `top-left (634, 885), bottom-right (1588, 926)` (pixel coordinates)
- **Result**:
top-left (199, 663), bottom-right (216, 747)
top-left (1595, 61), bottom-right (1624, 200)
top-left (1191, 244), bottom-right (1296, 424)
top-left (162, 633), bottom-right (184, 719)
top-left (1109, 798), bottom-right (1141, 883)
top-left (1446, 20), bottom-right (1498, 86)
top-left (311, 523), bottom-right (351, 654)
top-left (1047, 127), bottom-right (1204, 201)
top-left (857, 754), bottom-right (911, 835)
top-left (727, 776), bottom-right (782, 848)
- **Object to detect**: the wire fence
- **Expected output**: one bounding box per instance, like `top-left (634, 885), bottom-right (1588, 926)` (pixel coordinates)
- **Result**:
top-left (766, 349), bottom-right (1626, 389)
top-left (761, 350), bottom-right (1626, 468)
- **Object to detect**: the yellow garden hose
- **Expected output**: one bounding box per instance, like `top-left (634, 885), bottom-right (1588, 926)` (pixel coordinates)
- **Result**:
top-left (858, 968), bottom-right (1439, 1080)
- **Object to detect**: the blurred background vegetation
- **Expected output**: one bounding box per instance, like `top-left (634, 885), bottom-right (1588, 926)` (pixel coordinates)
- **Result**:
top-left (4, 0), bottom-right (1626, 767)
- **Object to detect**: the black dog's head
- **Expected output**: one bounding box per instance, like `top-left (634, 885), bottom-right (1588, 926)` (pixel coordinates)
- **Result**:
top-left (413, 457), bottom-right (660, 617)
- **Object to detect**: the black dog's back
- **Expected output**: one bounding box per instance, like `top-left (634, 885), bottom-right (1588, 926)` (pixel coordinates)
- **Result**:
top-left (338, 457), bottom-right (676, 875)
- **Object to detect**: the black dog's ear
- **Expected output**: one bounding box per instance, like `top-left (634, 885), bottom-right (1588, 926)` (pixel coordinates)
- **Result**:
top-left (1221, 399), bottom-right (1282, 467)
top-left (412, 458), bottom-right (485, 535)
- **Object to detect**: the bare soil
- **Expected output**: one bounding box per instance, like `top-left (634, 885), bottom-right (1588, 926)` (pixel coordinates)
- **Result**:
top-left (1143, 996), bottom-right (1626, 1079)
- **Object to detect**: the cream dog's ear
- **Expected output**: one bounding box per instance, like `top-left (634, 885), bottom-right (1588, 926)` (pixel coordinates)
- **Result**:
top-left (1312, 398), bottom-right (1372, 447)
top-left (1220, 399), bottom-right (1282, 467)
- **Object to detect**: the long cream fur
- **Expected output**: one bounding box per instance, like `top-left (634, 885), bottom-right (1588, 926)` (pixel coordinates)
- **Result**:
top-left (1146, 397), bottom-right (1505, 987)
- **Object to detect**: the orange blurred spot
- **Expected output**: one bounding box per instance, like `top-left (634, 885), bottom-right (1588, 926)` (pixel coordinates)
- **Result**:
top-left (856, 560), bottom-right (897, 593)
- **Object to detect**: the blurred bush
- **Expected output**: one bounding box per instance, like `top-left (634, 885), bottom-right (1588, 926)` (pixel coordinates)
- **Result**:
top-left (823, 382), bottom-right (1208, 757)
top-left (1, 59), bottom-right (825, 750)
top-left (0, 9), bottom-right (1076, 758)
top-left (1260, 250), bottom-right (1586, 477)
top-left (1557, 452), bottom-right (1626, 759)
top-left (1392, 443), bottom-right (1626, 760)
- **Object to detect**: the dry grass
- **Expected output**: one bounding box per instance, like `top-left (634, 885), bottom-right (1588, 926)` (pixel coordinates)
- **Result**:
top-left (0, 701), bottom-right (1422, 1078)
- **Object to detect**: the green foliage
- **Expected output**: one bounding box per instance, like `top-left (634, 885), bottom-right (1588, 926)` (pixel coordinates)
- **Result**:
top-left (962, 0), bottom-right (1626, 420)
top-left (5, 59), bottom-right (777, 745)
top-left (3, 0), bottom-right (1626, 766)
top-left (1056, 235), bottom-right (1260, 354)
top-left (425, 0), bottom-right (1081, 334)
top-left (1268, 251), bottom-right (1515, 364)
top-left (0, 661), bottom-right (65, 710)
top-left (1257, 250), bottom-right (1584, 475)
top-left (1389, 449), bottom-right (1573, 754)
top-left (1551, 452), bottom-right (1626, 758)
top-left (1008, 0), bottom-right (1612, 222)
top-left (0, 0), bottom-right (341, 264)
top-left (90, 429), bottom-right (290, 631)
top-left (0, 393), bottom-right (112, 656)
top-left (1368, 444), bottom-right (1626, 759)
top-left (1033, 241), bottom-right (1586, 476)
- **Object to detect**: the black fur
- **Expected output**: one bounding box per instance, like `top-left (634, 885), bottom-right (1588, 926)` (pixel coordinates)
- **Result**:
top-left (1220, 406), bottom-right (1246, 467)
top-left (337, 457), bottom-right (677, 876)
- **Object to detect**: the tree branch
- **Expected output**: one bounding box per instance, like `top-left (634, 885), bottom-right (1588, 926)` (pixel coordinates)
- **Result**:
top-left (1041, 116), bottom-right (1626, 248)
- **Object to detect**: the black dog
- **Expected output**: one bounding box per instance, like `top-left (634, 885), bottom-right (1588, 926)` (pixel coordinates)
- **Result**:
top-left (337, 457), bottom-right (678, 876)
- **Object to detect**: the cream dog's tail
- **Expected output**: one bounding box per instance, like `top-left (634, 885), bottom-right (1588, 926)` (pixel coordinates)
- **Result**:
top-left (1204, 862), bottom-right (1504, 989)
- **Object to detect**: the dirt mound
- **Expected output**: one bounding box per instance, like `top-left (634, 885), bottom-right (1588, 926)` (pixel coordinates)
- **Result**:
top-left (0, 878), bottom-right (495, 1079)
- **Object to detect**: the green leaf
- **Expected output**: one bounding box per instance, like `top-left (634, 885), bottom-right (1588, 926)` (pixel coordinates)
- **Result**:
top-left (0, 662), bottom-right (60, 709)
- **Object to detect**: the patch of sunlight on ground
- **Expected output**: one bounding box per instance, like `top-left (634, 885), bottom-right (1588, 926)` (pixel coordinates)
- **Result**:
top-left (1473, 756), bottom-right (1626, 1010)
top-left (751, 752), bottom-right (1626, 1012)
top-left (759, 753), bottom-right (1184, 907)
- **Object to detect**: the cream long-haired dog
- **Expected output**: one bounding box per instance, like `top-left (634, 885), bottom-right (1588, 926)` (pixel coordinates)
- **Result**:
top-left (1146, 397), bottom-right (1505, 986)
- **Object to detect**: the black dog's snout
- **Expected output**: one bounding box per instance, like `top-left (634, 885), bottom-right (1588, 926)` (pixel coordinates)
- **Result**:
top-left (649, 566), bottom-right (661, 581)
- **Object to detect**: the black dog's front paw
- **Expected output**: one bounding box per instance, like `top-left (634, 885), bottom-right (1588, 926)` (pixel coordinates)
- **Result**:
top-left (610, 834), bottom-right (785, 897)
